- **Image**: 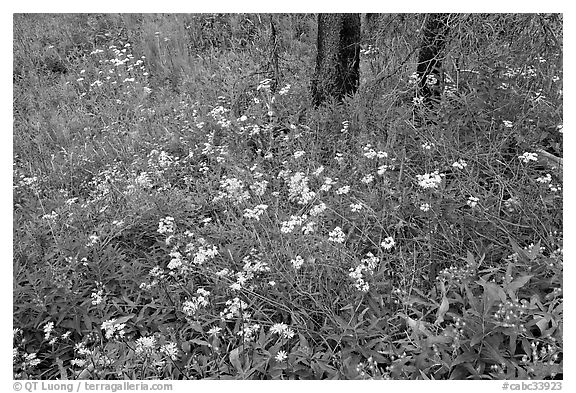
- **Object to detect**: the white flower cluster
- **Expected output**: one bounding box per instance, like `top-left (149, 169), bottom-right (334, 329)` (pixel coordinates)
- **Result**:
top-left (518, 152), bottom-right (538, 163)
top-left (467, 196), bottom-right (480, 208)
top-left (140, 266), bottom-right (165, 290)
top-left (242, 254), bottom-right (270, 275)
top-left (363, 144), bottom-right (388, 159)
top-left (86, 234), bottom-right (99, 247)
top-left (158, 216), bottom-right (175, 234)
top-left (269, 322), bottom-right (295, 339)
top-left (243, 204), bottom-right (269, 221)
top-left (350, 203), bottom-right (363, 212)
top-left (416, 171), bottom-right (443, 189)
top-left (291, 255), bottom-right (305, 270)
top-left (42, 211), bottom-right (58, 221)
top-left (220, 297), bottom-right (249, 320)
top-left (160, 342), bottom-right (179, 360)
top-left (182, 289), bottom-right (210, 317)
top-left (135, 336), bottom-right (157, 356)
top-left (536, 173), bottom-right (552, 183)
top-left (452, 159), bottom-right (468, 170)
top-left (192, 244), bottom-right (219, 265)
top-left (257, 78), bottom-right (272, 92)
top-left (349, 252), bottom-right (379, 292)
top-left (426, 74), bottom-right (438, 86)
top-left (377, 165), bottom-right (389, 176)
top-left (320, 177), bottom-right (337, 192)
top-left (209, 105), bottom-right (231, 128)
top-left (168, 249), bottom-right (184, 270)
top-left (313, 165), bottom-right (325, 176)
top-left (157, 151), bottom-right (174, 168)
top-left (213, 177), bottom-right (251, 205)
top-left (309, 202), bottom-right (327, 217)
top-left (287, 172), bottom-right (316, 205)
top-left (335, 185), bottom-right (350, 195)
top-left (135, 171), bottom-right (153, 189)
top-left (293, 150), bottom-right (305, 159)
top-left (421, 141), bottom-right (434, 150)
top-left (278, 83), bottom-right (291, 95)
top-left (91, 284), bottom-right (104, 306)
top-left (504, 196), bottom-right (521, 212)
top-left (43, 322), bottom-right (54, 340)
top-left (101, 319), bottom-right (126, 340)
top-left (361, 174), bottom-right (374, 184)
top-left (381, 236), bottom-right (395, 250)
top-left (250, 180), bottom-right (269, 196)
top-left (237, 322), bottom-right (261, 342)
top-left (229, 253), bottom-right (270, 291)
top-left (280, 215), bottom-right (305, 233)
top-left (301, 221), bottom-right (315, 234)
top-left (328, 226), bottom-right (346, 243)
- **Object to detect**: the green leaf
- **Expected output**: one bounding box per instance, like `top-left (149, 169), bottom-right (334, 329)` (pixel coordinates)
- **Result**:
top-left (479, 280), bottom-right (506, 315)
top-left (190, 338), bottom-right (211, 347)
top-left (464, 283), bottom-right (480, 311)
top-left (451, 351), bottom-right (477, 367)
top-left (229, 347), bottom-right (243, 373)
top-left (465, 251), bottom-right (476, 267)
top-left (435, 295), bottom-right (450, 324)
top-left (114, 314), bottom-right (135, 324)
top-left (470, 332), bottom-right (485, 347)
top-left (505, 275), bottom-right (532, 298)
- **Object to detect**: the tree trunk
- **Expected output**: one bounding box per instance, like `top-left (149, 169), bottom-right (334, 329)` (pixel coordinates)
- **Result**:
top-left (311, 13), bottom-right (361, 107)
top-left (416, 13), bottom-right (450, 108)
top-left (269, 15), bottom-right (280, 93)
top-left (361, 13), bottom-right (380, 40)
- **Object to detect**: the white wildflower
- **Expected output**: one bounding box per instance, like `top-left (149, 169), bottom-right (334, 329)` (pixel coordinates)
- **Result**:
top-left (313, 166), bottom-right (325, 176)
top-left (275, 350), bottom-right (288, 362)
top-left (350, 203), bottom-right (363, 212)
top-left (421, 141), bottom-right (434, 150)
top-left (536, 174), bottom-right (552, 184)
top-left (416, 171), bottom-right (443, 189)
top-left (467, 196), bottom-right (479, 208)
top-left (381, 237), bottom-right (395, 250)
top-left (452, 159), bottom-right (468, 170)
top-left (293, 150), bottom-right (305, 159)
top-left (309, 202), bottom-right (327, 217)
top-left (361, 174), bottom-right (374, 184)
top-left (208, 326), bottom-right (222, 336)
top-left (291, 255), bottom-right (305, 270)
top-left (243, 204), bottom-right (269, 221)
top-left (43, 322), bottom-right (54, 340)
top-left (328, 226), bottom-right (346, 243)
top-left (518, 152), bottom-right (538, 163)
top-left (335, 185), bottom-right (350, 195)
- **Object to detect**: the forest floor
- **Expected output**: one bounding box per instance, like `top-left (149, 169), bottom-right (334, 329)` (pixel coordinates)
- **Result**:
top-left (13, 14), bottom-right (563, 380)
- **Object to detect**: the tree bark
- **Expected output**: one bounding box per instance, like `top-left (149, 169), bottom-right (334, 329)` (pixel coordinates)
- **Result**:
top-left (269, 15), bottom-right (280, 93)
top-left (311, 13), bottom-right (361, 107)
top-left (416, 13), bottom-right (450, 108)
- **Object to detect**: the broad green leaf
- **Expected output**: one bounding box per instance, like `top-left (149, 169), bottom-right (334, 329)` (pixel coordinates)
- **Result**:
top-left (229, 347), bottom-right (243, 373)
top-left (435, 295), bottom-right (450, 324)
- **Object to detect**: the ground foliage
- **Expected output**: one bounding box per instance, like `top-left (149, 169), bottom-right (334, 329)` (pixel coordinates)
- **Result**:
top-left (13, 13), bottom-right (562, 380)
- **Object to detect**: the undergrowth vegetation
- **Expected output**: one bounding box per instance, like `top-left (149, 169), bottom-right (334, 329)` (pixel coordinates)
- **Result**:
top-left (13, 13), bottom-right (562, 380)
